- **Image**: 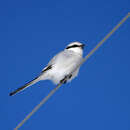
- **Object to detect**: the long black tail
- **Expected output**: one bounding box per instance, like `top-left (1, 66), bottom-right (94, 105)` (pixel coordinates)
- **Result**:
top-left (9, 76), bottom-right (40, 96)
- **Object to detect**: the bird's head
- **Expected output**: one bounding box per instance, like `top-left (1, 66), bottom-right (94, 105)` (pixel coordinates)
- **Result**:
top-left (65, 42), bottom-right (85, 56)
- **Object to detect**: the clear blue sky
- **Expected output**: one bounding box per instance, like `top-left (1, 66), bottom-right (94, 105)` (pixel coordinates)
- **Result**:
top-left (0, 0), bottom-right (130, 130)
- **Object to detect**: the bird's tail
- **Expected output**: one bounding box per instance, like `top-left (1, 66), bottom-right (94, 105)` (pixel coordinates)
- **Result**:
top-left (9, 76), bottom-right (41, 96)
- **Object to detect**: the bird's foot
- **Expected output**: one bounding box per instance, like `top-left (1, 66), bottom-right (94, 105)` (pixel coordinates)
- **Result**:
top-left (60, 74), bottom-right (72, 84)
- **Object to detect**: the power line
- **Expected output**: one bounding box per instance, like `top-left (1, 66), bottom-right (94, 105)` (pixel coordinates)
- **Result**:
top-left (14, 12), bottom-right (130, 130)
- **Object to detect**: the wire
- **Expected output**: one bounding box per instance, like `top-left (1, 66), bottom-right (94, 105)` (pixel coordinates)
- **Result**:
top-left (14, 12), bottom-right (130, 130)
top-left (14, 82), bottom-right (63, 130)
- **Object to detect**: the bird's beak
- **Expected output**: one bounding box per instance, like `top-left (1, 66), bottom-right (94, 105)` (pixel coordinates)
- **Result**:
top-left (81, 44), bottom-right (85, 49)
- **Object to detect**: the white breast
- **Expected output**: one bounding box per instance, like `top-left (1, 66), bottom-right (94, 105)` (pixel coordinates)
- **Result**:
top-left (40, 50), bottom-right (83, 84)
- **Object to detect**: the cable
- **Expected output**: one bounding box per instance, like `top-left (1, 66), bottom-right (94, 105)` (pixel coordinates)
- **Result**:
top-left (14, 82), bottom-right (63, 130)
top-left (14, 12), bottom-right (130, 130)
top-left (83, 12), bottom-right (130, 62)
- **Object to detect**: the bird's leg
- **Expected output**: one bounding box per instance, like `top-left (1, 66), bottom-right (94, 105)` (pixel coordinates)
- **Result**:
top-left (60, 74), bottom-right (72, 84)
top-left (60, 76), bottom-right (67, 84)
top-left (68, 74), bottom-right (72, 79)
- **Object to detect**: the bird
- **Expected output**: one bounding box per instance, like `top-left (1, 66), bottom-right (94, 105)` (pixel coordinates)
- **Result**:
top-left (9, 42), bottom-right (85, 96)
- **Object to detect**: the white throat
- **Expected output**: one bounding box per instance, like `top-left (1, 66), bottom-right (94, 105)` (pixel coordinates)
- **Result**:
top-left (66, 47), bottom-right (83, 56)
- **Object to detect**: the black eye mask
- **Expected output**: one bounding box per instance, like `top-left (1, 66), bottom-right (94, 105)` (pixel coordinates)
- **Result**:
top-left (66, 44), bottom-right (82, 49)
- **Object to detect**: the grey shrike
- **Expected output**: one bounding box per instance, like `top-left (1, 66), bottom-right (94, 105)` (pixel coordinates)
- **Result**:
top-left (9, 42), bottom-right (85, 96)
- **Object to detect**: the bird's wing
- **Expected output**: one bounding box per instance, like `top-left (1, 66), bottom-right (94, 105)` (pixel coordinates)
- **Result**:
top-left (41, 65), bottom-right (52, 73)
top-left (41, 51), bottom-right (64, 73)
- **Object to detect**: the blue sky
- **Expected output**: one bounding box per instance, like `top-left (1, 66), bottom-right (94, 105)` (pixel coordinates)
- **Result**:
top-left (0, 0), bottom-right (130, 130)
